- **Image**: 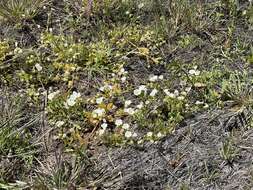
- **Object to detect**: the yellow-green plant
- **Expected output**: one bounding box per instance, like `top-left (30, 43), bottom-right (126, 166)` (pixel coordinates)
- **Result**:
top-left (0, 41), bottom-right (10, 62)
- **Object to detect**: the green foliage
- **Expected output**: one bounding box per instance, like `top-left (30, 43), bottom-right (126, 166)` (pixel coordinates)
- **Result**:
top-left (219, 138), bottom-right (238, 164)
top-left (221, 0), bottom-right (239, 16)
top-left (0, 93), bottom-right (39, 183)
top-left (0, 94), bottom-right (35, 155)
top-left (0, 0), bottom-right (46, 23)
top-left (221, 71), bottom-right (253, 106)
top-left (1, 0), bottom-right (253, 188)
top-left (0, 41), bottom-right (10, 62)
top-left (34, 154), bottom-right (91, 189)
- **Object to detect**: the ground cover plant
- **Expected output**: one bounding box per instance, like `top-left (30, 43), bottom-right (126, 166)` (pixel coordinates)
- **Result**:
top-left (1, 0), bottom-right (253, 189)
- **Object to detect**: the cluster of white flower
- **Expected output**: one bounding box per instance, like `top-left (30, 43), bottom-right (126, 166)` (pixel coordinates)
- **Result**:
top-left (115, 119), bottom-right (123, 126)
top-left (122, 123), bottom-right (130, 130)
top-left (125, 131), bottom-right (137, 138)
top-left (163, 89), bottom-right (185, 100)
top-left (149, 75), bottom-right (164, 82)
top-left (119, 67), bottom-right (128, 75)
top-left (136, 102), bottom-right (144, 109)
top-left (124, 107), bottom-right (135, 115)
top-left (124, 100), bottom-right (131, 107)
top-left (99, 83), bottom-right (113, 92)
top-left (117, 67), bottom-right (128, 83)
top-left (189, 67), bottom-right (200, 76)
top-left (66, 91), bottom-right (81, 107)
top-left (147, 131), bottom-right (153, 137)
top-left (48, 90), bottom-right (60, 101)
top-left (134, 85), bottom-right (147, 96)
top-left (98, 121), bottom-right (108, 136)
top-left (92, 108), bottom-right (106, 118)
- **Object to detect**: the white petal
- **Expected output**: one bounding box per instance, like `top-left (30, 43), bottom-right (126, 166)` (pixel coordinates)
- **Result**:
top-left (125, 131), bottom-right (132, 138)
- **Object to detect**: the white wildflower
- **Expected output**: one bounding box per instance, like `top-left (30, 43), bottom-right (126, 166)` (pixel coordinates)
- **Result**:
top-left (96, 97), bottom-right (104, 104)
top-left (132, 132), bottom-right (138, 137)
top-left (203, 103), bottom-right (209, 109)
top-left (185, 87), bottom-right (192, 93)
top-left (125, 131), bottom-right (132, 138)
top-left (189, 69), bottom-right (196, 75)
top-left (121, 76), bottom-right (127, 82)
top-left (115, 119), bottom-right (123, 126)
top-left (158, 75), bottom-right (164, 80)
top-left (147, 132), bottom-right (153, 137)
top-left (66, 91), bottom-right (81, 106)
top-left (150, 89), bottom-right (158, 97)
top-left (101, 122), bottom-right (108, 130)
top-left (134, 88), bottom-right (142, 96)
top-left (163, 89), bottom-right (169, 95)
top-left (99, 84), bottom-right (113, 92)
top-left (122, 123), bottom-right (130, 130)
top-left (181, 91), bottom-right (187, 96)
top-left (177, 96), bottom-right (185, 101)
top-left (189, 69), bottom-right (200, 76)
top-left (98, 129), bottom-right (105, 136)
top-left (174, 90), bottom-right (179, 96)
top-left (119, 67), bottom-right (127, 75)
top-left (195, 70), bottom-right (200, 76)
top-left (139, 85), bottom-right (147, 92)
top-left (157, 132), bottom-right (163, 138)
top-left (149, 75), bottom-right (158, 82)
top-left (92, 108), bottom-right (105, 118)
top-left (71, 91), bottom-right (81, 99)
top-left (164, 89), bottom-right (174, 97)
top-left (35, 63), bottom-right (42, 72)
top-left (124, 100), bottom-right (132, 107)
top-left (66, 99), bottom-right (76, 106)
top-left (145, 100), bottom-right (150, 105)
top-left (195, 100), bottom-right (204, 105)
top-left (138, 3), bottom-right (144, 9)
top-left (55, 121), bottom-right (64, 127)
top-left (124, 107), bottom-right (135, 115)
top-left (136, 102), bottom-right (144, 109)
top-left (48, 90), bottom-right (60, 101)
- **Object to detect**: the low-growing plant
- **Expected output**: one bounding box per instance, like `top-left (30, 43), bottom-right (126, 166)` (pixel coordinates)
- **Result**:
top-left (219, 138), bottom-right (238, 164)
top-left (0, 92), bottom-right (39, 184)
top-left (221, 71), bottom-right (253, 107)
top-left (0, 41), bottom-right (10, 63)
top-left (0, 0), bottom-right (46, 23)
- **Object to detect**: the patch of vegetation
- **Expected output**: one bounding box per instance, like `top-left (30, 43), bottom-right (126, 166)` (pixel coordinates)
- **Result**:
top-left (1, 0), bottom-right (253, 189)
top-left (0, 0), bottom-right (46, 23)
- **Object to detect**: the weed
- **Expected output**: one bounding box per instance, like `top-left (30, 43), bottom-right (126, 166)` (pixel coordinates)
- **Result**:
top-left (0, 0), bottom-right (46, 23)
top-left (0, 92), bottom-right (39, 184)
top-left (219, 138), bottom-right (238, 164)
top-left (221, 71), bottom-right (253, 107)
